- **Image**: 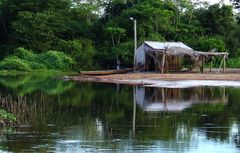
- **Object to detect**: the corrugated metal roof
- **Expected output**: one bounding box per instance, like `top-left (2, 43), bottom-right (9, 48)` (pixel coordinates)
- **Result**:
top-left (144, 41), bottom-right (193, 50)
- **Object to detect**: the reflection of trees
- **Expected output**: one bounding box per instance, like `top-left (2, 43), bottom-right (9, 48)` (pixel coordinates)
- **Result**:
top-left (0, 76), bottom-right (240, 151)
top-left (0, 85), bottom-right (94, 127)
top-left (0, 80), bottom-right (98, 152)
top-left (183, 103), bottom-right (230, 141)
top-left (0, 75), bottom-right (75, 96)
top-left (132, 86), bottom-right (231, 146)
top-left (0, 81), bottom-right (135, 151)
top-left (225, 88), bottom-right (240, 148)
top-left (233, 124), bottom-right (240, 148)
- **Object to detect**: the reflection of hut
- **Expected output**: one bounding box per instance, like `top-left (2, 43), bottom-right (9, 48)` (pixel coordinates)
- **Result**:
top-left (135, 86), bottom-right (227, 112)
top-left (135, 41), bottom-right (228, 73)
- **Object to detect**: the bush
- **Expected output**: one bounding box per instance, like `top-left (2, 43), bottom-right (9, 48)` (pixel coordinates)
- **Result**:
top-left (28, 61), bottom-right (46, 70)
top-left (0, 56), bottom-right (31, 71)
top-left (0, 48), bottom-right (74, 72)
top-left (56, 39), bottom-right (95, 70)
top-left (227, 57), bottom-right (240, 68)
top-left (39, 51), bottom-right (74, 70)
top-left (14, 47), bottom-right (37, 61)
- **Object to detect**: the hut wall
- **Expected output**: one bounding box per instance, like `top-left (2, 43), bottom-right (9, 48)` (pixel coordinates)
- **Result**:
top-left (144, 53), bottom-right (182, 71)
top-left (136, 44), bottom-right (146, 66)
top-left (166, 55), bottom-right (182, 71)
top-left (136, 43), bottom-right (184, 71)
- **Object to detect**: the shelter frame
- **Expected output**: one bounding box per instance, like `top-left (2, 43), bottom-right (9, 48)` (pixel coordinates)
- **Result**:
top-left (141, 43), bottom-right (228, 73)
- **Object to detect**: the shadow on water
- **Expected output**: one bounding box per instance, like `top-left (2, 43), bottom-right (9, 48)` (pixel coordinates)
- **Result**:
top-left (0, 74), bottom-right (240, 152)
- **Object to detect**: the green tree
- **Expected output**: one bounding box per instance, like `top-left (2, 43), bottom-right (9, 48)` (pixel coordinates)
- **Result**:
top-left (196, 36), bottom-right (226, 52)
top-left (57, 39), bottom-right (95, 70)
top-left (0, 0), bottom-right (240, 70)
top-left (195, 4), bottom-right (235, 36)
top-left (11, 11), bottom-right (56, 52)
top-left (106, 26), bottom-right (126, 47)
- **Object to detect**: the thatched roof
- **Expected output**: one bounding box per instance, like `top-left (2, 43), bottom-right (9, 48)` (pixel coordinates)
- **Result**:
top-left (167, 47), bottom-right (228, 58)
top-left (143, 41), bottom-right (228, 59)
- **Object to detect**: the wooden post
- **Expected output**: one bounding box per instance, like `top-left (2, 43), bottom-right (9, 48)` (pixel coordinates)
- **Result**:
top-left (217, 56), bottom-right (225, 74)
top-left (223, 55), bottom-right (226, 73)
top-left (201, 55), bottom-right (204, 73)
top-left (156, 53), bottom-right (160, 72)
top-left (202, 87), bottom-right (205, 101)
top-left (161, 53), bottom-right (166, 74)
top-left (162, 88), bottom-right (167, 111)
top-left (210, 60), bottom-right (212, 72)
top-left (165, 55), bottom-right (168, 73)
top-left (222, 87), bottom-right (226, 103)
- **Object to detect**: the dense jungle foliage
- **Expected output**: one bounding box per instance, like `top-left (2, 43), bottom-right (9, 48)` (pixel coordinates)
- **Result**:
top-left (0, 0), bottom-right (240, 71)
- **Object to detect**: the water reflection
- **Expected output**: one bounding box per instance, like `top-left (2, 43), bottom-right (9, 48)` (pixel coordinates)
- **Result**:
top-left (135, 86), bottom-right (227, 112)
top-left (0, 75), bottom-right (239, 152)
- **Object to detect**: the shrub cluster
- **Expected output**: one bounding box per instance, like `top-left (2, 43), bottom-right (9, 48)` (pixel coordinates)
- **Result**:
top-left (227, 57), bottom-right (240, 68)
top-left (0, 48), bottom-right (74, 71)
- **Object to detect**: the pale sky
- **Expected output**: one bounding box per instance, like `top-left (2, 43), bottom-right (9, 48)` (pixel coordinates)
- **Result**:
top-left (202, 0), bottom-right (231, 5)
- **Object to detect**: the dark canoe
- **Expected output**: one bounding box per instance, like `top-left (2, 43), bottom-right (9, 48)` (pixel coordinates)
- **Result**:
top-left (80, 68), bottom-right (133, 75)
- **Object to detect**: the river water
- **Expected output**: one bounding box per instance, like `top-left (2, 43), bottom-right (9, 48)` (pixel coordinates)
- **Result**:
top-left (0, 74), bottom-right (240, 152)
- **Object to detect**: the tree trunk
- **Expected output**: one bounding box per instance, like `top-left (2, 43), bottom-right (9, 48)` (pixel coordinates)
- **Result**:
top-left (111, 34), bottom-right (115, 47)
top-left (0, 19), bottom-right (8, 39)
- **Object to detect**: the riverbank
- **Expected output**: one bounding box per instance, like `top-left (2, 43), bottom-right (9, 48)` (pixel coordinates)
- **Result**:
top-left (0, 70), bottom-right (76, 76)
top-left (64, 68), bottom-right (240, 88)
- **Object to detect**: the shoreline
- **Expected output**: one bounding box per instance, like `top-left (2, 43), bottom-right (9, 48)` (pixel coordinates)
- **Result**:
top-left (63, 68), bottom-right (240, 88)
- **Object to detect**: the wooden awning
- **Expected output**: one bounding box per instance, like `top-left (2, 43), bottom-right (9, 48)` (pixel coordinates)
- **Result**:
top-left (144, 44), bottom-right (228, 73)
top-left (159, 47), bottom-right (228, 59)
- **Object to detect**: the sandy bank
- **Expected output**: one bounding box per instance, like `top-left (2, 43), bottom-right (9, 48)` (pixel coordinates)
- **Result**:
top-left (63, 68), bottom-right (240, 88)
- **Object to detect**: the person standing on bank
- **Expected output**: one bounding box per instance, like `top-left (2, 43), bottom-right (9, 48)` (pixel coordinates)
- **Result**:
top-left (117, 59), bottom-right (120, 69)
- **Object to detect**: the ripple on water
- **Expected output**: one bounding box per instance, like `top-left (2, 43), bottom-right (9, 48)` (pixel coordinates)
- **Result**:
top-left (56, 140), bottom-right (82, 144)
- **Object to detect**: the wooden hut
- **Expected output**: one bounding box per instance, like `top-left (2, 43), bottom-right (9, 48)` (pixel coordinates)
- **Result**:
top-left (135, 41), bottom-right (228, 73)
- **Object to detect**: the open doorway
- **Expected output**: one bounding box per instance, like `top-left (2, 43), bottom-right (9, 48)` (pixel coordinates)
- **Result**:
top-left (145, 53), bottom-right (155, 71)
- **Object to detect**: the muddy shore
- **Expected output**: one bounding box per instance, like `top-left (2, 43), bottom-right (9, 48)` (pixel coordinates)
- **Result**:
top-left (63, 68), bottom-right (240, 87)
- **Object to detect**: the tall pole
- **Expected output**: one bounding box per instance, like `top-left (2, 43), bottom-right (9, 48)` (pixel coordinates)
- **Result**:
top-left (130, 17), bottom-right (137, 71)
top-left (134, 19), bottom-right (137, 71)
top-left (132, 86), bottom-right (136, 136)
